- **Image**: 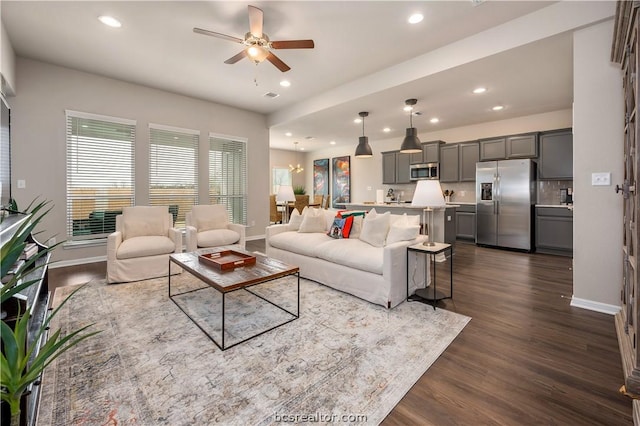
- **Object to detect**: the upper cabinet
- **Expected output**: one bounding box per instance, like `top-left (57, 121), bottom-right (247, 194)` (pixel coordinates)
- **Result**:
top-left (479, 133), bottom-right (538, 161)
top-left (410, 140), bottom-right (444, 164)
top-left (459, 141), bottom-right (479, 181)
top-left (439, 144), bottom-right (459, 182)
top-left (538, 129), bottom-right (573, 180)
top-left (506, 133), bottom-right (538, 158)
top-left (382, 151), bottom-right (412, 184)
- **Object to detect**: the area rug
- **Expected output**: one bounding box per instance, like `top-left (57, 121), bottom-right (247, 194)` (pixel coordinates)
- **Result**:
top-left (38, 275), bottom-right (470, 425)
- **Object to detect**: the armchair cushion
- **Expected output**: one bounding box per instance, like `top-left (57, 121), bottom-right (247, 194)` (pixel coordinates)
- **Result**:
top-left (122, 206), bottom-right (169, 239)
top-left (116, 235), bottom-right (177, 260)
top-left (192, 204), bottom-right (228, 231)
top-left (197, 229), bottom-right (241, 248)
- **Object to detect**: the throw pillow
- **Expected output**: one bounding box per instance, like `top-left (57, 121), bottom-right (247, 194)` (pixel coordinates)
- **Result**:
top-left (288, 207), bottom-right (305, 231)
top-left (298, 208), bottom-right (326, 233)
top-left (349, 216), bottom-right (364, 239)
top-left (359, 211), bottom-right (391, 247)
top-left (386, 223), bottom-right (420, 245)
top-left (327, 218), bottom-right (346, 239)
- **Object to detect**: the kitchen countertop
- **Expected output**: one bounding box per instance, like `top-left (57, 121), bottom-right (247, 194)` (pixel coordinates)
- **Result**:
top-left (446, 201), bottom-right (476, 205)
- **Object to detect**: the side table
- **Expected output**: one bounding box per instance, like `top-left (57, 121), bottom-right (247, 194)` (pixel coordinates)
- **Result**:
top-left (406, 242), bottom-right (453, 310)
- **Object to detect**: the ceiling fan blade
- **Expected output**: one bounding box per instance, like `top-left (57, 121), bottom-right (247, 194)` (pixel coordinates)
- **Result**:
top-left (271, 40), bottom-right (315, 49)
top-left (266, 52), bottom-right (291, 72)
top-left (248, 5), bottom-right (263, 38)
top-left (193, 27), bottom-right (243, 44)
top-left (224, 50), bottom-right (248, 64)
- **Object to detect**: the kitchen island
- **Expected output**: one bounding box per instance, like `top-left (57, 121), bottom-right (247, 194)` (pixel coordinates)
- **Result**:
top-left (343, 203), bottom-right (456, 247)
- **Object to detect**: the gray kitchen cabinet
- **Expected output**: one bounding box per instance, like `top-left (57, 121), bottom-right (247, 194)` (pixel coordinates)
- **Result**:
top-left (455, 204), bottom-right (476, 240)
top-left (439, 144), bottom-right (459, 182)
top-left (410, 140), bottom-right (443, 164)
top-left (459, 141), bottom-right (479, 181)
top-left (396, 152), bottom-right (411, 183)
top-left (382, 151), bottom-right (396, 184)
top-left (539, 129), bottom-right (573, 180)
top-left (507, 133), bottom-right (538, 158)
top-left (479, 137), bottom-right (506, 160)
top-left (535, 207), bottom-right (573, 256)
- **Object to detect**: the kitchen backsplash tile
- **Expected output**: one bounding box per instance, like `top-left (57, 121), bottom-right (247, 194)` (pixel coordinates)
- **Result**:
top-left (537, 180), bottom-right (573, 205)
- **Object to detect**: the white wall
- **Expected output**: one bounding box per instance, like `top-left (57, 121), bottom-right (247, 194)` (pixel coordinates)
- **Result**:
top-left (9, 58), bottom-right (270, 264)
top-left (303, 109), bottom-right (573, 204)
top-left (572, 19), bottom-right (624, 312)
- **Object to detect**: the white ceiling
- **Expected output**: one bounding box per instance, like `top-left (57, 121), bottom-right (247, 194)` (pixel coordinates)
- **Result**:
top-left (2, 1), bottom-right (575, 152)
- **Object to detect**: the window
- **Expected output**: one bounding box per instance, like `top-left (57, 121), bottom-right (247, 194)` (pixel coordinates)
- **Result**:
top-left (209, 133), bottom-right (247, 225)
top-left (149, 124), bottom-right (199, 227)
top-left (66, 111), bottom-right (135, 240)
top-left (272, 168), bottom-right (292, 194)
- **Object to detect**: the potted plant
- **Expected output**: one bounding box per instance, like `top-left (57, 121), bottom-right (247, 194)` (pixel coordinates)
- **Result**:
top-left (293, 185), bottom-right (306, 195)
top-left (1, 200), bottom-right (100, 426)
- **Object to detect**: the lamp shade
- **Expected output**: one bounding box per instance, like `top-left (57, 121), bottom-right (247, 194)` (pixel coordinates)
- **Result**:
top-left (411, 180), bottom-right (446, 207)
top-left (276, 185), bottom-right (296, 203)
top-left (355, 136), bottom-right (373, 157)
top-left (400, 127), bottom-right (422, 153)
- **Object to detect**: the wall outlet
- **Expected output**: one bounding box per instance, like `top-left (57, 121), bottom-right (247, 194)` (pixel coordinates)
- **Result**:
top-left (366, 186), bottom-right (372, 191)
top-left (17, 179), bottom-right (26, 189)
top-left (447, 215), bottom-right (452, 221)
top-left (48, 237), bottom-right (56, 245)
top-left (591, 172), bottom-right (611, 186)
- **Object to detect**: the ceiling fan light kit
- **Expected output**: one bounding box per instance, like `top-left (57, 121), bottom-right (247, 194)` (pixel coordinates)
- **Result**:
top-left (355, 111), bottom-right (373, 158)
top-left (400, 99), bottom-right (422, 153)
top-left (194, 5), bottom-right (314, 73)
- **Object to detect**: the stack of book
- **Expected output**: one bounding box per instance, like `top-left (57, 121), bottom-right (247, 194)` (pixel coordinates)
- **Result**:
top-left (1, 244), bottom-right (38, 284)
top-left (20, 243), bottom-right (38, 260)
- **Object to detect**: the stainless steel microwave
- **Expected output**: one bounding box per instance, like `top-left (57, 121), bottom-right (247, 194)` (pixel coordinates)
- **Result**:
top-left (410, 163), bottom-right (439, 181)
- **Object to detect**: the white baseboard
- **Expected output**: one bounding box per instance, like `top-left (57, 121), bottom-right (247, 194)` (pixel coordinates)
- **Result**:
top-left (570, 296), bottom-right (620, 315)
top-left (50, 255), bottom-right (106, 269)
top-left (246, 234), bottom-right (265, 241)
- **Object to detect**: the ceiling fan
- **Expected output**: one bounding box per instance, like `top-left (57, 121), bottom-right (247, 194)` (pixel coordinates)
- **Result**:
top-left (193, 5), bottom-right (314, 72)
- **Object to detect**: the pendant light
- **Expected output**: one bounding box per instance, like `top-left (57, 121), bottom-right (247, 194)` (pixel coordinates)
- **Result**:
top-left (289, 141), bottom-right (304, 173)
top-left (355, 111), bottom-right (373, 158)
top-left (400, 99), bottom-right (422, 153)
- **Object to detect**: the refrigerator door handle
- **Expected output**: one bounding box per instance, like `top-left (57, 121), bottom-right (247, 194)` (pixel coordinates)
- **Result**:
top-left (495, 174), bottom-right (500, 215)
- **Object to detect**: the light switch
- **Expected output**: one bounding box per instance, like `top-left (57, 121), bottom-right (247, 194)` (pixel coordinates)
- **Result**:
top-left (591, 172), bottom-right (611, 186)
top-left (17, 179), bottom-right (26, 189)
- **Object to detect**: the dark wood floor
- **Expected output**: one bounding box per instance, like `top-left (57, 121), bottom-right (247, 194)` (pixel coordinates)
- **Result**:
top-left (48, 240), bottom-right (632, 425)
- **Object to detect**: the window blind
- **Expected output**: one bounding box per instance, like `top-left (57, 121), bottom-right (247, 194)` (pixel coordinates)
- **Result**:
top-left (209, 134), bottom-right (247, 225)
top-left (66, 110), bottom-right (135, 240)
top-left (149, 124), bottom-right (199, 227)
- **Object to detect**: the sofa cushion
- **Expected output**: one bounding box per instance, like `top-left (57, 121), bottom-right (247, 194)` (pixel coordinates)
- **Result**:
top-left (117, 235), bottom-right (175, 260)
top-left (349, 216), bottom-right (364, 239)
top-left (197, 229), bottom-right (240, 247)
top-left (317, 238), bottom-right (384, 275)
top-left (269, 231), bottom-right (333, 258)
top-left (299, 208), bottom-right (326, 233)
top-left (122, 206), bottom-right (167, 239)
top-left (359, 210), bottom-right (391, 247)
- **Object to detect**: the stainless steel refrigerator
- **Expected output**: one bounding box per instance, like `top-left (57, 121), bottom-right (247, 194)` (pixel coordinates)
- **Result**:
top-left (476, 159), bottom-right (535, 251)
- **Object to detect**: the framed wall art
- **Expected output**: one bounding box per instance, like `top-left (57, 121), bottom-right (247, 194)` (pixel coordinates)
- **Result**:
top-left (313, 158), bottom-right (329, 199)
top-left (331, 155), bottom-right (350, 208)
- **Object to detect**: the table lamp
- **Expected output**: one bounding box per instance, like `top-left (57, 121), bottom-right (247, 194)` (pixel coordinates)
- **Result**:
top-left (276, 185), bottom-right (296, 223)
top-left (411, 180), bottom-right (446, 246)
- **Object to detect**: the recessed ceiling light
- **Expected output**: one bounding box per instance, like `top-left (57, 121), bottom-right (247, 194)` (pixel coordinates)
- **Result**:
top-left (354, 118), bottom-right (362, 123)
top-left (285, 132), bottom-right (292, 137)
top-left (330, 140), bottom-right (336, 145)
top-left (280, 80), bottom-right (291, 87)
top-left (300, 147), bottom-right (305, 151)
top-left (383, 127), bottom-right (391, 133)
top-left (430, 118), bottom-right (440, 124)
top-left (492, 105), bottom-right (504, 111)
top-left (98, 15), bottom-right (122, 28)
top-left (473, 87), bottom-right (487, 94)
top-left (403, 105), bottom-right (413, 112)
top-left (408, 13), bottom-right (424, 24)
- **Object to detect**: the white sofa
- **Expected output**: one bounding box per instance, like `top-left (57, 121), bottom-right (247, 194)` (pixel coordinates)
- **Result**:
top-left (265, 208), bottom-right (429, 308)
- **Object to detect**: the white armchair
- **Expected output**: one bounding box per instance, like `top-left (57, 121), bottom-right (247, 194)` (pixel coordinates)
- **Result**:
top-left (185, 204), bottom-right (246, 252)
top-left (107, 206), bottom-right (182, 283)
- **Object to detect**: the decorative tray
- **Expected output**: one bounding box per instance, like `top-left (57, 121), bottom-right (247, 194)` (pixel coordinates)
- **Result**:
top-left (198, 250), bottom-right (256, 271)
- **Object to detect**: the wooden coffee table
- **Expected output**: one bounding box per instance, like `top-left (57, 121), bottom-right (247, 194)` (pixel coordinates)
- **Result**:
top-left (168, 247), bottom-right (299, 351)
